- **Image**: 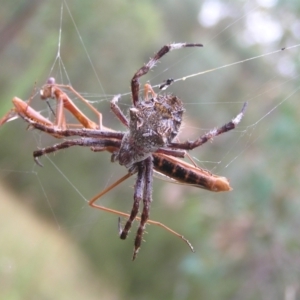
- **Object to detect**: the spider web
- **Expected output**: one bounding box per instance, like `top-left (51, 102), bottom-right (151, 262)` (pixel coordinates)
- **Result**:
top-left (2, 1), bottom-right (300, 298)
top-left (1, 0), bottom-right (299, 223)
top-left (1, 0), bottom-right (300, 272)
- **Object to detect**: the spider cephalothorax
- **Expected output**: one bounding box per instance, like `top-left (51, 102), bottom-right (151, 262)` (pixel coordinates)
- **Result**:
top-left (115, 89), bottom-right (184, 168)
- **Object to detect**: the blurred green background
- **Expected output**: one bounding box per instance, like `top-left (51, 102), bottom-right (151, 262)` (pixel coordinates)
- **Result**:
top-left (0, 0), bottom-right (300, 299)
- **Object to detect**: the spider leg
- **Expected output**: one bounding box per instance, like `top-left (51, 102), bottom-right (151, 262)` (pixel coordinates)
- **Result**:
top-left (169, 102), bottom-right (247, 150)
top-left (119, 161), bottom-right (146, 240)
top-left (131, 43), bottom-right (203, 106)
top-left (110, 94), bottom-right (129, 127)
top-left (19, 113), bottom-right (124, 139)
top-left (33, 138), bottom-right (121, 166)
top-left (133, 156), bottom-right (153, 260)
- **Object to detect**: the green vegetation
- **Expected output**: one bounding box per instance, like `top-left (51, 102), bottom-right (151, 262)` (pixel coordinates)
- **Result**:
top-left (0, 0), bottom-right (299, 299)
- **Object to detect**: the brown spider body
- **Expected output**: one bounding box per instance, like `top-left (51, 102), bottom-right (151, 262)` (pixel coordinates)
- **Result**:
top-left (116, 94), bottom-right (183, 168)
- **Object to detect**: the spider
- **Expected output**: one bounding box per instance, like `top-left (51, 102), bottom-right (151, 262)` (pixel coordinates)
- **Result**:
top-left (1, 43), bottom-right (247, 260)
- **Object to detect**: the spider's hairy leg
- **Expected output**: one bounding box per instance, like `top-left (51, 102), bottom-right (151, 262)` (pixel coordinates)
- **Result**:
top-left (33, 138), bottom-right (121, 167)
top-left (131, 43), bottom-right (203, 106)
top-left (133, 156), bottom-right (153, 260)
top-left (119, 162), bottom-right (145, 241)
top-left (19, 113), bottom-right (124, 139)
top-left (110, 94), bottom-right (129, 127)
top-left (170, 102), bottom-right (247, 150)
